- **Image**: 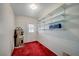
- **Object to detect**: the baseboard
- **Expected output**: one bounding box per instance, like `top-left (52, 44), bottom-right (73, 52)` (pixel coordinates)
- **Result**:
top-left (38, 40), bottom-right (58, 56)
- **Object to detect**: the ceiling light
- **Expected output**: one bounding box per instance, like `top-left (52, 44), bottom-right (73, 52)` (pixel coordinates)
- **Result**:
top-left (30, 4), bottom-right (37, 10)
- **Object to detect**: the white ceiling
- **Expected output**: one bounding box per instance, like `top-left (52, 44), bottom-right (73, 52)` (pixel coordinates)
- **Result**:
top-left (11, 3), bottom-right (56, 19)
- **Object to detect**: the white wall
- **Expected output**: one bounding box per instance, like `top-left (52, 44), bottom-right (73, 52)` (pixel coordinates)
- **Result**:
top-left (15, 16), bottom-right (38, 43)
top-left (0, 4), bottom-right (15, 56)
top-left (38, 4), bottom-right (79, 56)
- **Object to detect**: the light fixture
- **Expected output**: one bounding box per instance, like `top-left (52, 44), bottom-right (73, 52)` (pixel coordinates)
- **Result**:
top-left (30, 4), bottom-right (37, 10)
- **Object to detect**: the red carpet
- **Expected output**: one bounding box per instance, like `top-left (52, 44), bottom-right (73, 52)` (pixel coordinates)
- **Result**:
top-left (12, 41), bottom-right (57, 56)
